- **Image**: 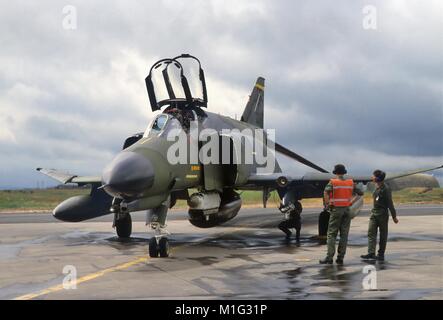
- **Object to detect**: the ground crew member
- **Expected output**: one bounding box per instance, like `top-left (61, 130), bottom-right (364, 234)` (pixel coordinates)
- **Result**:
top-left (361, 170), bottom-right (399, 262)
top-left (278, 205), bottom-right (301, 242)
top-left (319, 164), bottom-right (363, 265)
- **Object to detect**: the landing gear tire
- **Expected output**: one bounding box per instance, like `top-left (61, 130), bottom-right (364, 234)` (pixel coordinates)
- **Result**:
top-left (148, 237), bottom-right (170, 258)
top-left (149, 237), bottom-right (159, 258)
top-left (318, 210), bottom-right (330, 237)
top-left (158, 237), bottom-right (170, 258)
top-left (116, 214), bottom-right (132, 238)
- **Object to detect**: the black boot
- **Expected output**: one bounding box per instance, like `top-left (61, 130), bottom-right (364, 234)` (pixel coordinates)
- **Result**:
top-left (319, 257), bottom-right (333, 264)
top-left (284, 230), bottom-right (292, 239)
top-left (360, 253), bottom-right (376, 261)
top-left (376, 254), bottom-right (385, 261)
top-left (278, 224), bottom-right (292, 239)
top-left (336, 258), bottom-right (344, 265)
top-left (295, 230), bottom-right (300, 243)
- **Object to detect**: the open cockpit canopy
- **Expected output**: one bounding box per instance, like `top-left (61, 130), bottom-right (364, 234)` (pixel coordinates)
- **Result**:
top-left (145, 54), bottom-right (208, 112)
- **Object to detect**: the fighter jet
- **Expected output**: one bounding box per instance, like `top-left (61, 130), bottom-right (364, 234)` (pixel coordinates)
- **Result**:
top-left (37, 54), bottom-right (443, 258)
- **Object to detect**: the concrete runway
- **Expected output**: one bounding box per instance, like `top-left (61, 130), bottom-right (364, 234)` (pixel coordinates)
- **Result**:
top-left (0, 205), bottom-right (441, 300)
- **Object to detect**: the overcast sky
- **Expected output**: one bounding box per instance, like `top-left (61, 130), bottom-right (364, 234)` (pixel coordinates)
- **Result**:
top-left (0, 0), bottom-right (442, 189)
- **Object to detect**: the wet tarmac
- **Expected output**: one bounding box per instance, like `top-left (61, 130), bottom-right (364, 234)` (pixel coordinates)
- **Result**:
top-left (0, 205), bottom-right (441, 300)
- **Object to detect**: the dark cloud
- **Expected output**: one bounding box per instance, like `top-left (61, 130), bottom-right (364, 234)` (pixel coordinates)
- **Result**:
top-left (0, 0), bottom-right (442, 188)
top-left (268, 78), bottom-right (443, 157)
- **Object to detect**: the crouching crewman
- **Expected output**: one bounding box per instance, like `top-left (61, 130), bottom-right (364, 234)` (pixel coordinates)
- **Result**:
top-left (278, 203), bottom-right (302, 242)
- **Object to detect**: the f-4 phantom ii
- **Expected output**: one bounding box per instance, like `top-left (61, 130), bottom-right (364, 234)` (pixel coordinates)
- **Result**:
top-left (38, 54), bottom-right (443, 258)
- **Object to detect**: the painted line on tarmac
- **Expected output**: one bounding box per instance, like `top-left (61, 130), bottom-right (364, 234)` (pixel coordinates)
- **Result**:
top-left (12, 226), bottom-right (245, 300)
top-left (13, 256), bottom-right (148, 300)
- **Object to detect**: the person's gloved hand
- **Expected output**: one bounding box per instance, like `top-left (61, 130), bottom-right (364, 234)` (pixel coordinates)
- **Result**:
top-left (279, 203), bottom-right (295, 214)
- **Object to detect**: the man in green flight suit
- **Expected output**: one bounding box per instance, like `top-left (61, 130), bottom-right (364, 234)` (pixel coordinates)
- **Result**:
top-left (319, 164), bottom-right (363, 265)
top-left (361, 170), bottom-right (399, 262)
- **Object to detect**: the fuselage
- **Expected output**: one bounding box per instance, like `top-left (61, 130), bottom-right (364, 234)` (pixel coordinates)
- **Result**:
top-left (101, 110), bottom-right (281, 204)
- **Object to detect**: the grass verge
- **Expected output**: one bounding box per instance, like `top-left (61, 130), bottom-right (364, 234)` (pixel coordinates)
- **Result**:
top-left (0, 187), bottom-right (441, 213)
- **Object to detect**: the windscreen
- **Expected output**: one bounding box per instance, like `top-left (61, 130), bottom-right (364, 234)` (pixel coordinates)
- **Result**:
top-left (144, 114), bottom-right (169, 137)
top-left (143, 114), bottom-right (184, 138)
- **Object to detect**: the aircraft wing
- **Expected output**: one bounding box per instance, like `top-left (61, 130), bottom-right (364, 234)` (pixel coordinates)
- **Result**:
top-left (36, 168), bottom-right (102, 186)
top-left (384, 165), bottom-right (443, 181)
top-left (246, 165), bottom-right (443, 189)
top-left (245, 172), bottom-right (370, 188)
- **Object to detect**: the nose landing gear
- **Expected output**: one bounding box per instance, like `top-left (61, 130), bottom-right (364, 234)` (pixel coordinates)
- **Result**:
top-left (115, 214), bottom-right (132, 238)
top-left (148, 237), bottom-right (170, 258)
top-left (148, 223), bottom-right (170, 258)
top-left (146, 197), bottom-right (171, 258)
top-left (111, 199), bottom-right (132, 238)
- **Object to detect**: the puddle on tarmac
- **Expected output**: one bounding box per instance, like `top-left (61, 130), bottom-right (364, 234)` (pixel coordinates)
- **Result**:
top-left (388, 233), bottom-right (443, 242)
top-left (2, 222), bottom-right (440, 300)
top-left (187, 256), bottom-right (219, 266)
top-left (201, 232), bottom-right (323, 251)
top-left (0, 235), bottom-right (54, 259)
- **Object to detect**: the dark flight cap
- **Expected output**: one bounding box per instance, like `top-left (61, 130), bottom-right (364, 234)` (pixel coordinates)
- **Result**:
top-left (333, 164), bottom-right (347, 175)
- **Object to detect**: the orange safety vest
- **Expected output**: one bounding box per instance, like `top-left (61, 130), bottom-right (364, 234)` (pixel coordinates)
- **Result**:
top-left (329, 179), bottom-right (354, 207)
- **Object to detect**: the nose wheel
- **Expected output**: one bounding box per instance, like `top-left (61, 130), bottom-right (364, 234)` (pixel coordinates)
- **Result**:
top-left (148, 236), bottom-right (170, 258)
top-left (115, 214), bottom-right (132, 238)
top-left (112, 200), bottom-right (132, 239)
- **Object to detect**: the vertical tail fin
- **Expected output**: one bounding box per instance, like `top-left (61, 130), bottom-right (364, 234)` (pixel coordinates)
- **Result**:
top-left (241, 77), bottom-right (265, 128)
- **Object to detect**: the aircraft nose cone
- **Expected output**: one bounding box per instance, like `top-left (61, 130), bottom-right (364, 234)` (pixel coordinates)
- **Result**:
top-left (102, 151), bottom-right (155, 197)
